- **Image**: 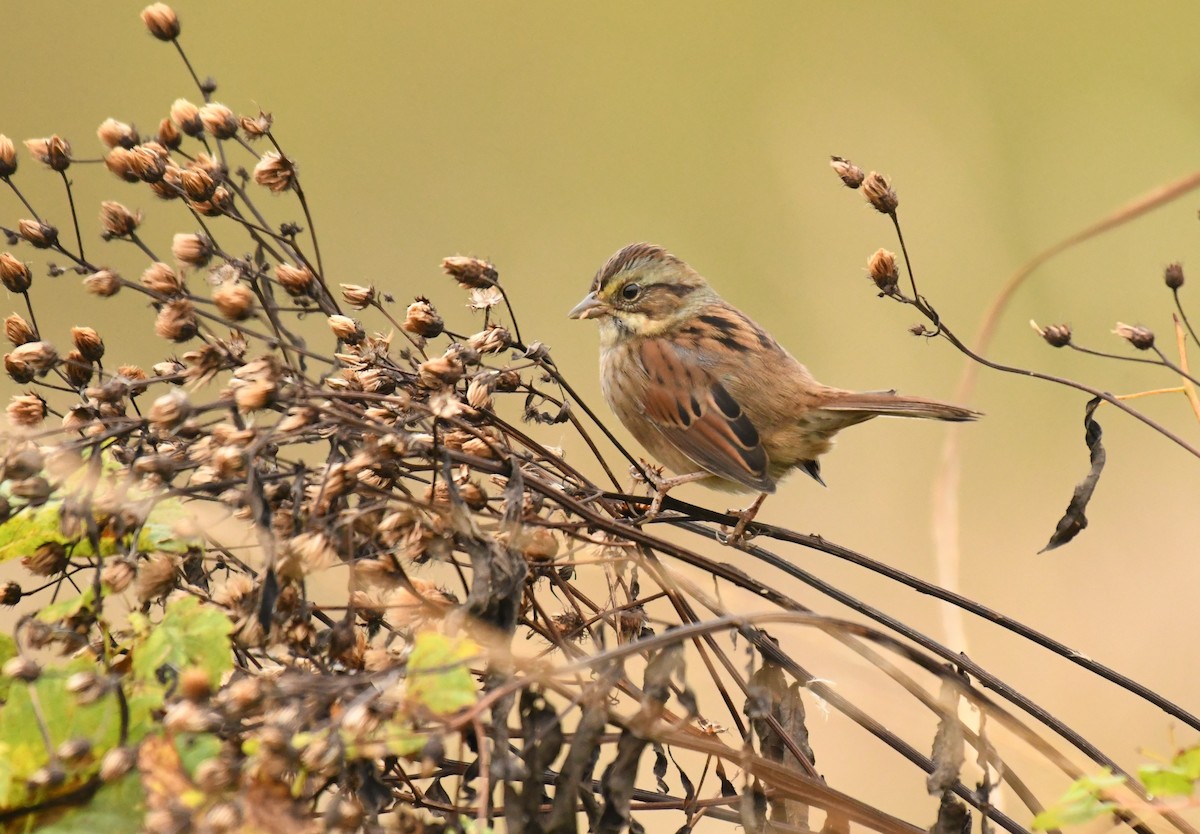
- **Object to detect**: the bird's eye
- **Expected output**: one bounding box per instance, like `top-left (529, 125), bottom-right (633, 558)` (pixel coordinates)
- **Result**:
top-left (620, 283), bottom-right (642, 301)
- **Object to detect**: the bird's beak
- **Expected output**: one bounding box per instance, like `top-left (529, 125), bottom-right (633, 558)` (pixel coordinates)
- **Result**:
top-left (567, 291), bottom-right (606, 320)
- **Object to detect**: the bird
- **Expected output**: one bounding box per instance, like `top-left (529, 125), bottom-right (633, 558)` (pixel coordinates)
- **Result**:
top-left (568, 242), bottom-right (978, 541)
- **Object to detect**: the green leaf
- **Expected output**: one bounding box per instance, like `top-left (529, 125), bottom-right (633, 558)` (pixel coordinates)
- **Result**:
top-left (1138, 764), bottom-right (1195, 797)
top-left (405, 631), bottom-right (479, 715)
top-left (131, 596), bottom-right (233, 691)
top-left (37, 587), bottom-right (96, 624)
top-left (0, 658), bottom-right (127, 812)
top-left (0, 476), bottom-right (199, 564)
top-left (0, 633), bottom-right (17, 701)
top-left (1174, 745), bottom-right (1200, 780)
top-left (0, 502), bottom-right (68, 563)
top-left (175, 732), bottom-right (222, 778)
top-left (32, 771), bottom-right (144, 834)
top-left (1032, 770), bottom-right (1123, 830)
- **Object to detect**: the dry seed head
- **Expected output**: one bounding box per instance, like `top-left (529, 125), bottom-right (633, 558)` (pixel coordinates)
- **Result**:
top-left (5, 314), bottom-right (35, 346)
top-left (7, 393), bottom-right (47, 427)
top-left (83, 269), bottom-right (121, 297)
top-left (140, 3), bottom-right (180, 40)
top-left (830, 155), bottom-right (866, 188)
top-left (1030, 321), bottom-right (1072, 348)
top-left (618, 605), bottom-right (648, 638)
top-left (62, 403), bottom-right (99, 433)
top-left (199, 103), bottom-right (238, 139)
top-left (0, 446), bottom-right (41, 480)
top-left (866, 248), bottom-right (900, 295)
top-left (494, 369), bottom-right (520, 391)
top-left (1113, 322), bottom-right (1155, 350)
top-left (862, 171), bottom-right (899, 214)
top-left (23, 541), bottom-right (67, 577)
top-left (141, 261), bottom-right (184, 295)
top-left (467, 324), bottom-right (511, 354)
top-left (155, 298), bottom-right (199, 342)
top-left (9, 475), bottom-right (51, 502)
top-left (4, 354), bottom-right (34, 383)
top-left (461, 433), bottom-right (498, 458)
top-left (340, 283), bottom-right (375, 310)
top-left (103, 147), bottom-right (139, 182)
top-left (170, 98), bottom-right (203, 136)
top-left (328, 315), bottom-right (365, 344)
top-left (275, 262), bottom-right (315, 296)
top-left (468, 286), bottom-right (503, 311)
top-left (466, 377), bottom-right (493, 411)
top-left (66, 670), bottom-right (103, 699)
top-left (418, 354), bottom-right (463, 388)
top-left (87, 376), bottom-right (131, 404)
top-left (178, 666), bottom-right (212, 703)
top-left (24, 136), bottom-right (71, 172)
top-left (99, 201), bottom-right (141, 237)
top-left (0, 135), bottom-right (16, 177)
top-left (156, 116), bottom-right (181, 150)
top-left (213, 281), bottom-right (256, 321)
top-left (519, 528), bottom-right (560, 562)
top-left (276, 405), bottom-right (316, 433)
top-left (99, 747), bottom-right (136, 783)
top-left (0, 582), bottom-right (21, 606)
top-left (56, 738), bottom-right (93, 764)
top-left (325, 797), bottom-right (365, 831)
top-left (71, 327), bottom-right (105, 362)
top-left (148, 389), bottom-right (190, 430)
top-left (0, 252), bottom-right (32, 293)
top-left (252, 151), bottom-right (295, 192)
top-left (137, 551), bottom-right (181, 602)
top-left (171, 232), bottom-right (214, 268)
top-left (97, 118), bottom-right (139, 150)
top-left (11, 340), bottom-right (58, 373)
top-left (18, 219), bottom-right (58, 249)
top-left (190, 185), bottom-right (233, 216)
top-left (63, 350), bottom-right (93, 388)
top-left (180, 169), bottom-right (216, 201)
top-left (240, 111), bottom-right (273, 138)
top-left (1165, 262), bottom-right (1185, 290)
top-left (282, 531), bottom-right (340, 578)
top-left (129, 145), bottom-right (168, 183)
top-left (402, 297), bottom-right (443, 338)
top-left (102, 558), bottom-right (135, 593)
top-left (442, 255), bottom-right (498, 289)
top-left (551, 610), bottom-right (586, 641)
top-left (3, 656), bottom-right (41, 682)
top-left (152, 358), bottom-right (187, 380)
top-left (459, 481), bottom-right (488, 510)
top-left (188, 151), bottom-right (225, 178)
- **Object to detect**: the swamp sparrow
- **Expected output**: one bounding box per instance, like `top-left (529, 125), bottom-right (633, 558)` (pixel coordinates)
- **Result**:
top-left (568, 242), bottom-right (978, 540)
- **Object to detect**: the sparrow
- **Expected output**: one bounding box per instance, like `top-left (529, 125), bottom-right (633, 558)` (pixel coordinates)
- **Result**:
top-left (568, 242), bottom-right (978, 541)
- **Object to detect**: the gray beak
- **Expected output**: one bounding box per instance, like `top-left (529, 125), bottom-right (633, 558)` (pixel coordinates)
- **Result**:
top-left (567, 291), bottom-right (605, 320)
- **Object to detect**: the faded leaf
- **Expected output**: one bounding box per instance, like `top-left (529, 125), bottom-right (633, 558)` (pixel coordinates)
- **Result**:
top-left (1041, 397), bottom-right (1105, 552)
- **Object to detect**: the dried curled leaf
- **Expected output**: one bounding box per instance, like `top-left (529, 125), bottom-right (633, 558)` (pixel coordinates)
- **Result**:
top-left (1040, 396), bottom-right (1105, 553)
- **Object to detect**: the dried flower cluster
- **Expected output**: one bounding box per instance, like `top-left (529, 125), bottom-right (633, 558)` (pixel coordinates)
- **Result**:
top-left (0, 9), bottom-right (1191, 834)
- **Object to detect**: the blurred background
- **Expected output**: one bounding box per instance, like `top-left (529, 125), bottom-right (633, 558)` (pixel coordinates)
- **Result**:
top-left (4, 1), bottom-right (1199, 826)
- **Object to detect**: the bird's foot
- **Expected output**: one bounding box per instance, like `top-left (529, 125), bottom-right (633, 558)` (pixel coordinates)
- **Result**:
top-left (718, 493), bottom-right (769, 546)
top-left (631, 464), bottom-right (709, 524)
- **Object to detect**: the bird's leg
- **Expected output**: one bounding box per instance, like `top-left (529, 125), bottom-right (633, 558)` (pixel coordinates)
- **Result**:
top-left (632, 464), bottom-right (710, 523)
top-left (722, 492), bottom-right (769, 545)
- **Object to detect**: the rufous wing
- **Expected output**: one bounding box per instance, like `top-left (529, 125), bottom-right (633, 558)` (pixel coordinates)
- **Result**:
top-left (635, 337), bottom-right (775, 493)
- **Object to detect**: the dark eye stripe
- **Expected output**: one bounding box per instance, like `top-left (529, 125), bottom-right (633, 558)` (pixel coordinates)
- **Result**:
top-left (653, 283), bottom-right (695, 298)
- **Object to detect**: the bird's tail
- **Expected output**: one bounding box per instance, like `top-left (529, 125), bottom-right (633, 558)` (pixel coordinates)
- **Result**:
top-left (820, 390), bottom-right (980, 422)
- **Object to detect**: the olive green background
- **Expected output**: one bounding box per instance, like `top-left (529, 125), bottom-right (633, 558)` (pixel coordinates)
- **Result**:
top-left (4, 1), bottom-right (1200, 825)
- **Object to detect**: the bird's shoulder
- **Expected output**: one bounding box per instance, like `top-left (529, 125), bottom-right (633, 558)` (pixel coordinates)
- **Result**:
top-left (662, 300), bottom-right (802, 379)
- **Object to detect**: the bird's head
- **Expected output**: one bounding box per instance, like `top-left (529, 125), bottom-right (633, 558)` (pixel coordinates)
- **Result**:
top-left (568, 243), bottom-right (714, 343)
